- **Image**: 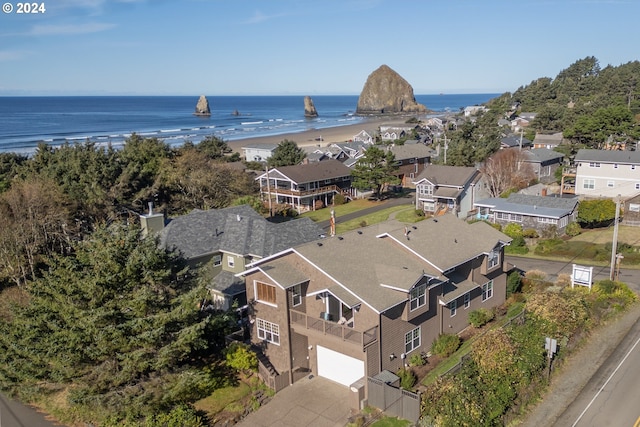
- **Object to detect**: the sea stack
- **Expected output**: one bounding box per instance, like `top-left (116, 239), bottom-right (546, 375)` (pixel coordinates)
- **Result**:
top-left (304, 96), bottom-right (318, 118)
top-left (194, 95), bottom-right (211, 116)
top-left (356, 65), bottom-right (427, 115)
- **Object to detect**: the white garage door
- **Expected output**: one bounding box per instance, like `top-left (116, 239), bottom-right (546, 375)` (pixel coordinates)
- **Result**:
top-left (317, 345), bottom-right (365, 387)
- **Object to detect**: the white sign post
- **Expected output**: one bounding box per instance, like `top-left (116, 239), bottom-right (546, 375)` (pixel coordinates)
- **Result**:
top-left (571, 264), bottom-right (593, 290)
top-left (545, 337), bottom-right (558, 380)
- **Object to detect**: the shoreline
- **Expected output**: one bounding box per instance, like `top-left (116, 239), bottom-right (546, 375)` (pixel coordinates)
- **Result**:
top-left (225, 116), bottom-right (412, 153)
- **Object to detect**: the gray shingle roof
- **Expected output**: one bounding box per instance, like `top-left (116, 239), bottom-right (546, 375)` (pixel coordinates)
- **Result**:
top-left (475, 194), bottom-right (578, 218)
top-left (160, 204), bottom-right (324, 260)
top-left (413, 164), bottom-right (480, 187)
top-left (252, 215), bottom-right (510, 313)
top-left (388, 144), bottom-right (434, 161)
top-left (263, 159), bottom-right (352, 184)
top-left (523, 148), bottom-right (564, 164)
top-left (501, 135), bottom-right (532, 148)
top-left (208, 270), bottom-right (245, 295)
top-left (575, 149), bottom-right (640, 165)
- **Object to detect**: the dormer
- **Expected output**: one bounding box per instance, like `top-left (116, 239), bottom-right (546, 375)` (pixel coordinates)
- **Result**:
top-left (481, 244), bottom-right (502, 275)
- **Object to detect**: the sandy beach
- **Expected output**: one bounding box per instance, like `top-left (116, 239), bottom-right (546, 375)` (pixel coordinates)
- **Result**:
top-left (225, 116), bottom-right (411, 154)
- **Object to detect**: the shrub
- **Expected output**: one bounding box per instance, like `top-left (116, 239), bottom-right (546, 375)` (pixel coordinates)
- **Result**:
top-left (431, 333), bottom-right (461, 358)
top-left (565, 221), bottom-right (582, 237)
top-left (333, 193), bottom-right (346, 205)
top-left (507, 271), bottom-right (523, 296)
top-left (408, 352), bottom-right (425, 367)
top-left (225, 342), bottom-right (258, 374)
top-left (397, 368), bottom-right (417, 390)
top-left (415, 209), bottom-right (425, 217)
top-left (522, 228), bottom-right (539, 238)
top-left (468, 308), bottom-right (495, 328)
top-left (503, 223), bottom-right (524, 238)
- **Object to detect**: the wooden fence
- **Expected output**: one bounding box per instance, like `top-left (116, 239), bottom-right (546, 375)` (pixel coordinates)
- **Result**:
top-left (367, 377), bottom-right (420, 423)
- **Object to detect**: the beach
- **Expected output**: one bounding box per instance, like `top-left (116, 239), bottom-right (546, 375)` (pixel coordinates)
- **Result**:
top-left (226, 116), bottom-right (410, 153)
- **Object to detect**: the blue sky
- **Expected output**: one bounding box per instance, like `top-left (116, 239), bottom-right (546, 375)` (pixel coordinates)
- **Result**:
top-left (1, 0), bottom-right (638, 96)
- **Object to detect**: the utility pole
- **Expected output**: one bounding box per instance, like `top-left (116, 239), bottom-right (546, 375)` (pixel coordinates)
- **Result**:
top-left (610, 194), bottom-right (621, 280)
top-left (443, 134), bottom-right (448, 165)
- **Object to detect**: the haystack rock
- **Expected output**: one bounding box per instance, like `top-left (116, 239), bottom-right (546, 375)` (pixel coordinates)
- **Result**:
top-left (304, 96), bottom-right (318, 118)
top-left (356, 65), bottom-right (427, 115)
top-left (194, 95), bottom-right (211, 116)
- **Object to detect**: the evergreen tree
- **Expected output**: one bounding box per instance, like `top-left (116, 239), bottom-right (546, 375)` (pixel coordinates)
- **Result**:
top-left (268, 139), bottom-right (306, 167)
top-left (351, 145), bottom-right (400, 198)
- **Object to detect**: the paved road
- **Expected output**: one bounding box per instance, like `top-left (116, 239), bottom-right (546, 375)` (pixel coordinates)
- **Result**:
top-left (0, 393), bottom-right (60, 427)
top-left (555, 313), bottom-right (640, 426)
top-left (506, 255), bottom-right (640, 292)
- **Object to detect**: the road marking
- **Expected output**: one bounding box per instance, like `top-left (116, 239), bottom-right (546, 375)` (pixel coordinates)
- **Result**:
top-left (571, 334), bottom-right (640, 427)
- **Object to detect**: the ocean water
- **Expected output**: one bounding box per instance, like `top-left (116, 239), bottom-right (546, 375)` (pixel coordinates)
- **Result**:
top-left (0, 94), bottom-right (499, 154)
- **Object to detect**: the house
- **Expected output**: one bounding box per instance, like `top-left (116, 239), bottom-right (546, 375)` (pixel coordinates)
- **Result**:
top-left (256, 159), bottom-right (353, 213)
top-left (380, 125), bottom-right (415, 141)
top-left (238, 215), bottom-right (511, 393)
top-left (533, 132), bottom-right (563, 149)
top-left (413, 165), bottom-right (489, 218)
top-left (521, 148), bottom-right (565, 184)
top-left (573, 149), bottom-right (640, 198)
top-left (622, 193), bottom-right (640, 226)
top-left (242, 143), bottom-right (278, 163)
top-left (353, 130), bottom-right (374, 144)
top-left (388, 144), bottom-right (435, 187)
top-left (149, 204), bottom-right (323, 310)
top-left (463, 105), bottom-right (487, 117)
top-left (474, 193), bottom-right (579, 235)
top-left (500, 135), bottom-right (532, 150)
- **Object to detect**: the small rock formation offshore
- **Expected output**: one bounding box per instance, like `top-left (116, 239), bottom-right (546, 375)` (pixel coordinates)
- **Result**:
top-left (194, 95), bottom-right (211, 116)
top-left (304, 96), bottom-right (318, 118)
top-left (356, 65), bottom-right (427, 115)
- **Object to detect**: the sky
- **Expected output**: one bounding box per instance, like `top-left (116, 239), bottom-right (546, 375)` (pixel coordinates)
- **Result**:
top-left (0, 0), bottom-right (638, 96)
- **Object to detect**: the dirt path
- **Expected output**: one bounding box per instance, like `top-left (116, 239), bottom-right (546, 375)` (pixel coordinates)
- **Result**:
top-left (519, 304), bottom-right (640, 427)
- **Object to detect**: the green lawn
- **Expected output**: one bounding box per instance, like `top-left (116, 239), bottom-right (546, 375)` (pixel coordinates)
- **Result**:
top-left (193, 381), bottom-right (251, 419)
top-left (336, 205), bottom-right (416, 234)
top-left (299, 199), bottom-right (385, 222)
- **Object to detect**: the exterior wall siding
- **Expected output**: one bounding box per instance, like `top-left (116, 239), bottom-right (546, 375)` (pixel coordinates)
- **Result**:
top-left (576, 162), bottom-right (640, 198)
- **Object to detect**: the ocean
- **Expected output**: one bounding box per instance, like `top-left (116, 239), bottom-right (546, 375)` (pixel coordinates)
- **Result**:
top-left (0, 94), bottom-right (499, 154)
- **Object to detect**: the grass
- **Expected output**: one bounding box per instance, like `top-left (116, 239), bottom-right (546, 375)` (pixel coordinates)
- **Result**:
top-left (299, 199), bottom-right (384, 222)
top-left (193, 380), bottom-right (251, 419)
top-left (371, 417), bottom-right (413, 427)
top-left (569, 225), bottom-right (640, 245)
top-left (336, 205), bottom-right (415, 234)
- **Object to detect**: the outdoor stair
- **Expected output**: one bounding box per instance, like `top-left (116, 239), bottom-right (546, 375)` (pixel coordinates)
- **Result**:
top-left (252, 345), bottom-right (278, 376)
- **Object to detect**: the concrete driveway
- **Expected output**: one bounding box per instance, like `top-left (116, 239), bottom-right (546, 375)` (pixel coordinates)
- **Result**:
top-left (236, 376), bottom-right (354, 427)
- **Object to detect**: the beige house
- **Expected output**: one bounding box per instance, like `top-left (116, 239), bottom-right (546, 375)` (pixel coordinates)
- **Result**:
top-left (238, 215), bottom-right (511, 397)
top-left (574, 149), bottom-right (640, 199)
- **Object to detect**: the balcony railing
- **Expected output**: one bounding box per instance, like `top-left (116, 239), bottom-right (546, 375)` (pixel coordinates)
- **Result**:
top-left (263, 184), bottom-right (343, 198)
top-left (290, 309), bottom-right (378, 348)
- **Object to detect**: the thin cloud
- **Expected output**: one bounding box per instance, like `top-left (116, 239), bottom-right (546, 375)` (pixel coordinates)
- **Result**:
top-left (28, 22), bottom-right (116, 36)
top-left (243, 10), bottom-right (289, 24)
top-left (0, 50), bottom-right (28, 61)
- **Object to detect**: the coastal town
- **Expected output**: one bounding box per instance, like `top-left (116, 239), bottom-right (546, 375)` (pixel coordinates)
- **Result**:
top-left (1, 56), bottom-right (640, 427)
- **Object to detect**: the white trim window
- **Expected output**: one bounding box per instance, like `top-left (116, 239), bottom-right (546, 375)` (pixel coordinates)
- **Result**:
top-left (538, 217), bottom-right (558, 224)
top-left (449, 300), bottom-right (457, 317)
top-left (256, 318), bottom-right (280, 345)
top-left (482, 280), bottom-right (494, 301)
top-left (464, 292), bottom-right (471, 309)
top-left (291, 284), bottom-right (302, 307)
top-left (405, 326), bottom-right (421, 353)
top-left (488, 248), bottom-right (500, 269)
top-left (629, 203), bottom-right (640, 213)
top-left (410, 284), bottom-right (427, 311)
top-left (607, 180), bottom-right (615, 188)
top-left (583, 179), bottom-right (595, 190)
top-left (212, 254), bottom-right (222, 267)
top-left (418, 184), bottom-right (433, 196)
top-left (227, 255), bottom-right (235, 268)
top-left (589, 162), bottom-right (601, 168)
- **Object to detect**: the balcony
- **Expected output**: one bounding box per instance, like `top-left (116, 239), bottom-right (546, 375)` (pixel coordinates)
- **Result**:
top-left (264, 184), bottom-right (343, 198)
top-left (560, 167), bottom-right (576, 195)
top-left (289, 309), bottom-right (378, 349)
